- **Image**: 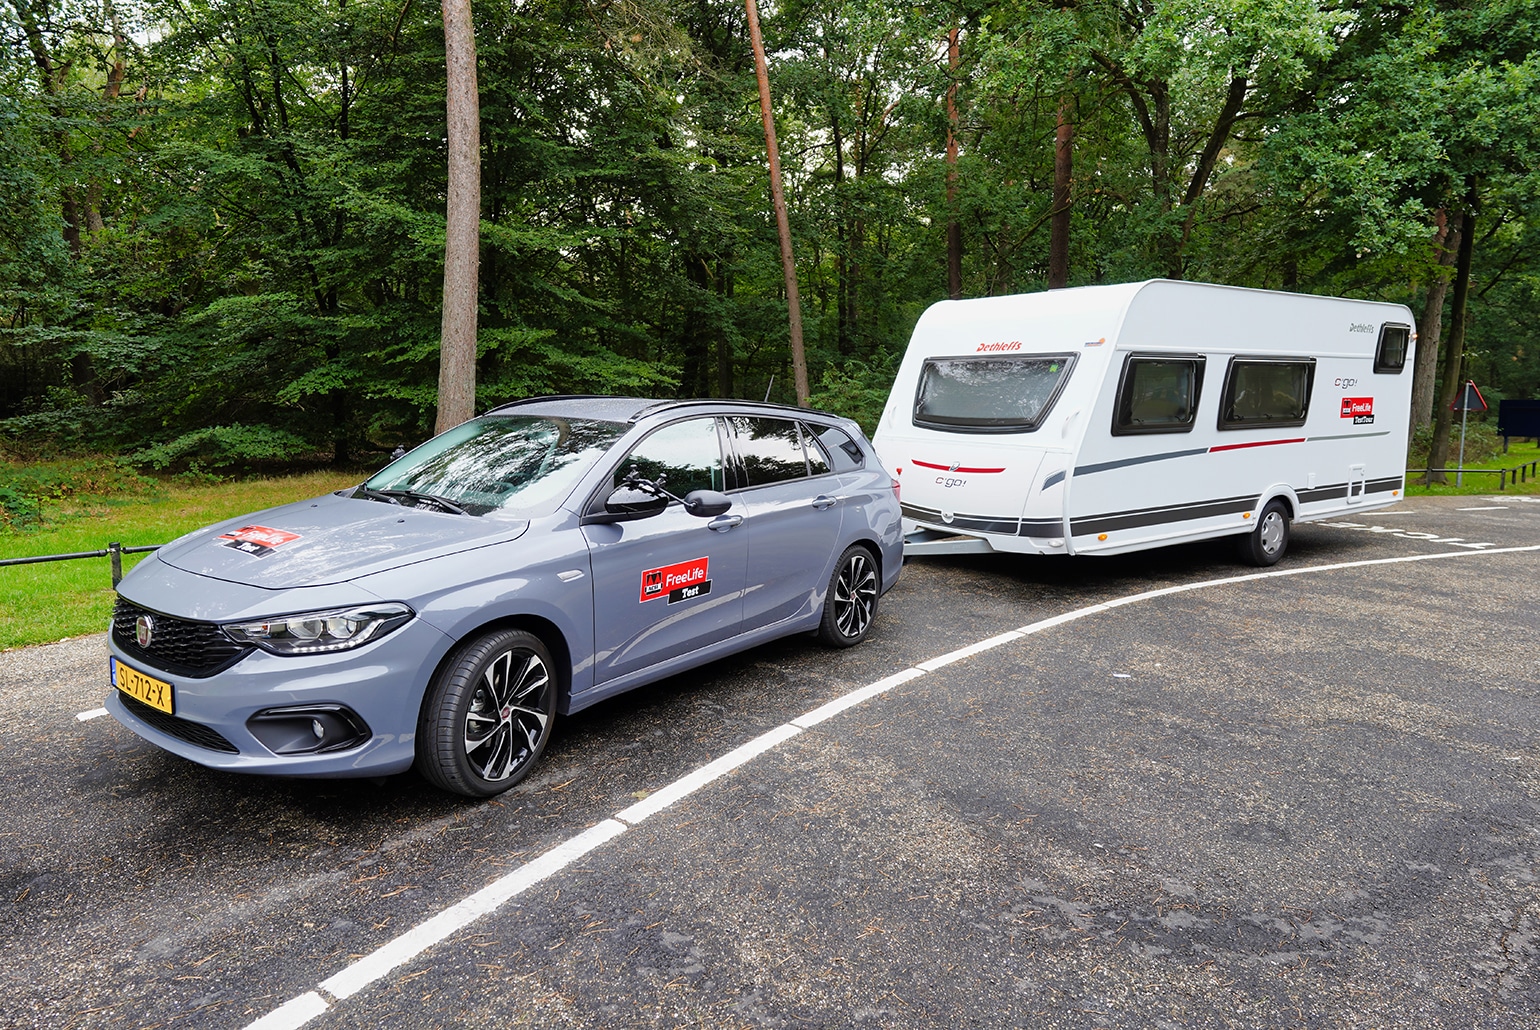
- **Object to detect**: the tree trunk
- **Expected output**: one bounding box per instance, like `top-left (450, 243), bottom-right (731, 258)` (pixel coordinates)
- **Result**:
top-left (717, 255), bottom-right (734, 397)
top-left (945, 26), bottom-right (962, 299)
top-left (435, 0), bottom-right (481, 435)
top-left (745, 0), bottom-right (808, 406)
top-left (1048, 95), bottom-right (1073, 289)
top-left (1410, 210), bottom-right (1459, 439)
top-left (1426, 204), bottom-right (1477, 483)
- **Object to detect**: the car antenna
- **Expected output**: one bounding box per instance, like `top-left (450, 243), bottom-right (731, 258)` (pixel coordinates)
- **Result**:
top-left (764, 376), bottom-right (775, 402)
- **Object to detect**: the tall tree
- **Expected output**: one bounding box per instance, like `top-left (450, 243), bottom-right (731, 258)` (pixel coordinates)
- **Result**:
top-left (436, 0), bottom-right (480, 433)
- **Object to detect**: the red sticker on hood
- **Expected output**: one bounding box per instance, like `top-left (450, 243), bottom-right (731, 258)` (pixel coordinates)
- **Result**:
top-left (639, 556), bottom-right (711, 604)
top-left (219, 525), bottom-right (301, 557)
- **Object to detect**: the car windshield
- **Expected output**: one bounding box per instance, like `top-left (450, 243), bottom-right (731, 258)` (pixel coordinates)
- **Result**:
top-left (362, 415), bottom-right (629, 516)
top-left (913, 354), bottom-right (1077, 432)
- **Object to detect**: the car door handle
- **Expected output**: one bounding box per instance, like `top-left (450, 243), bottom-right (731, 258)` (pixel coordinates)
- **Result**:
top-left (811, 495), bottom-right (838, 510)
top-left (707, 514), bottom-right (743, 532)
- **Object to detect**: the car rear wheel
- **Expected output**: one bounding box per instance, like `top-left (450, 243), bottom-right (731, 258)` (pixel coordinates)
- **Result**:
top-left (417, 628), bottom-right (556, 797)
top-left (817, 545), bottom-right (879, 647)
top-left (1238, 499), bottom-right (1290, 567)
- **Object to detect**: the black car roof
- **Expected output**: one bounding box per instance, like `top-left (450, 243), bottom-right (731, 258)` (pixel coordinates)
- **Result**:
top-left (485, 395), bottom-right (848, 425)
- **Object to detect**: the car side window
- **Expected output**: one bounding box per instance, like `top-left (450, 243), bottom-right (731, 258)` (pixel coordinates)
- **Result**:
top-left (810, 424), bottom-right (865, 472)
top-left (614, 418), bottom-right (724, 496)
top-left (1113, 356), bottom-right (1205, 435)
top-left (729, 417), bottom-right (809, 486)
top-left (801, 423), bottom-right (832, 475)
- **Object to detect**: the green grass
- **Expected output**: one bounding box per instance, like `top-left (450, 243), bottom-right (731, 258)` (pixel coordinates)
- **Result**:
top-left (1405, 439), bottom-right (1540, 497)
top-left (0, 471), bottom-right (362, 651)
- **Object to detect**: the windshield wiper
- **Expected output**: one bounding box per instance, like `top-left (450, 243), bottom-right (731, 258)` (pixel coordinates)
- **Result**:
top-left (377, 488), bottom-right (469, 515)
top-left (354, 485), bottom-right (403, 505)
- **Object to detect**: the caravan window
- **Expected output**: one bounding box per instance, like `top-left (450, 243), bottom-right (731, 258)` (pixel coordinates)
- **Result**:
top-left (1375, 324), bottom-right (1411, 374)
top-left (1113, 356), bottom-right (1205, 435)
top-left (913, 354), bottom-right (1077, 433)
top-left (1218, 359), bottom-right (1315, 429)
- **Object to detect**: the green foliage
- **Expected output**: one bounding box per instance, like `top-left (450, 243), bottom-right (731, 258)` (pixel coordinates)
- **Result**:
top-left (0, 0), bottom-right (1536, 468)
top-left (0, 454), bottom-right (151, 528)
top-left (808, 352), bottom-right (900, 437)
top-left (132, 424), bottom-right (315, 473)
top-left (1407, 418), bottom-right (1504, 470)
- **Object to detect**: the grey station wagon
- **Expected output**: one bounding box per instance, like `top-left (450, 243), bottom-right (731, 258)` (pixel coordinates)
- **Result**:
top-left (107, 397), bottom-right (904, 796)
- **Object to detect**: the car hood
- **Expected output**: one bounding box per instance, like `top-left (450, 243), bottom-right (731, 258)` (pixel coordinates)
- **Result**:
top-left (154, 492), bottom-right (531, 588)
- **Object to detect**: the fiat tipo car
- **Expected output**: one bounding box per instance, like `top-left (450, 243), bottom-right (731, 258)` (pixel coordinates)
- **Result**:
top-left (107, 397), bottom-right (903, 796)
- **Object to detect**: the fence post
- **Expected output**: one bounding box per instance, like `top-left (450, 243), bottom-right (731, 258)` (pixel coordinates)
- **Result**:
top-left (109, 542), bottom-right (123, 587)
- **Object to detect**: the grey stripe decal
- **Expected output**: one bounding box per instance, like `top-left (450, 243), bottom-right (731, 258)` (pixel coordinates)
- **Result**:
top-left (900, 503), bottom-right (1019, 536)
top-left (1075, 447), bottom-right (1208, 477)
top-left (1309, 431), bottom-right (1391, 441)
top-left (1072, 495), bottom-right (1256, 536)
top-left (1042, 470), bottom-right (1066, 490)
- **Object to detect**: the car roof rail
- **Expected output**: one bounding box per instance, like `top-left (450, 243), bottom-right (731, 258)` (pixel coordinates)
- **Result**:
top-left (628, 398), bottom-right (829, 422)
top-left (483, 394), bottom-right (621, 414)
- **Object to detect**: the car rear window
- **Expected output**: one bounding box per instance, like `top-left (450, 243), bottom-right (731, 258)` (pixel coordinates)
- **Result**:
top-left (913, 354), bottom-right (1077, 433)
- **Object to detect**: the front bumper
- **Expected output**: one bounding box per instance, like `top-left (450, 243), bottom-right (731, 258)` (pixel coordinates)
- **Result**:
top-left (106, 614), bottom-right (453, 778)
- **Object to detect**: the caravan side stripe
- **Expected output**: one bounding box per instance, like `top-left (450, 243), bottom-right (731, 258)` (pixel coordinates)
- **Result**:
top-left (1208, 437), bottom-right (1306, 453)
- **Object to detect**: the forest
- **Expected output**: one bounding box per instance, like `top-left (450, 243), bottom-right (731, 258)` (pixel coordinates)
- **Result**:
top-left (1, 0), bottom-right (1537, 474)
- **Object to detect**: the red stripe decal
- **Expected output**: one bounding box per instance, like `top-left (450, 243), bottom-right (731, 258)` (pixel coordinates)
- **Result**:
top-left (1208, 438), bottom-right (1306, 453)
top-left (911, 459), bottom-right (1007, 473)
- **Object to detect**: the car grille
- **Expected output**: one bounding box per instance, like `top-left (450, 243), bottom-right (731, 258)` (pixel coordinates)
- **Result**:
top-left (119, 694), bottom-right (240, 754)
top-left (112, 598), bottom-right (253, 678)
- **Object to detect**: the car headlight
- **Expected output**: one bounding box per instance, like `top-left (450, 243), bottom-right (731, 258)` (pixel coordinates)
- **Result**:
top-left (222, 603), bottom-right (415, 656)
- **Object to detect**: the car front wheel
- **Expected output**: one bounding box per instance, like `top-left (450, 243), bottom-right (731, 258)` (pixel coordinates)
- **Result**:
top-left (817, 545), bottom-right (879, 647)
top-left (417, 628), bottom-right (557, 797)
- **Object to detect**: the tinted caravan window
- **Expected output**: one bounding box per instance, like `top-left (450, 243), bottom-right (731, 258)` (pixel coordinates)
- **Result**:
top-left (913, 354), bottom-right (1077, 433)
top-left (1218, 359), bottom-right (1315, 429)
top-left (1113, 356), bottom-right (1205, 435)
top-left (1375, 323), bottom-right (1411, 374)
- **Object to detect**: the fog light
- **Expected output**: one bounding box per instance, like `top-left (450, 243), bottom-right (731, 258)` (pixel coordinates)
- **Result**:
top-left (248, 705), bottom-right (371, 755)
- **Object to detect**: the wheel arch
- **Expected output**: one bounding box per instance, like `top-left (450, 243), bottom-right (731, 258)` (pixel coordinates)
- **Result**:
top-left (420, 614), bottom-right (576, 720)
top-left (1256, 486), bottom-right (1298, 521)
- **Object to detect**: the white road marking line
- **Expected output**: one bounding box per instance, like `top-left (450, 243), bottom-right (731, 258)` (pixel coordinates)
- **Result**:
top-left (319, 819), bottom-right (627, 1001)
top-left (228, 539), bottom-right (1538, 1030)
top-left (1458, 506), bottom-right (1508, 511)
top-left (76, 708), bottom-right (108, 722)
top-left (243, 992), bottom-right (329, 1030)
top-left (615, 726), bottom-right (802, 825)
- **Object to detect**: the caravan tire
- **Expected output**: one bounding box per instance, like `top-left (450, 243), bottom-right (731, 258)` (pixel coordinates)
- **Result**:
top-left (1238, 499), bottom-right (1290, 567)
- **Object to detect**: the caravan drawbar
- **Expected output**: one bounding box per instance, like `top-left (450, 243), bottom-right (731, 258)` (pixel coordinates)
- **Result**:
top-left (872, 280), bottom-right (1417, 566)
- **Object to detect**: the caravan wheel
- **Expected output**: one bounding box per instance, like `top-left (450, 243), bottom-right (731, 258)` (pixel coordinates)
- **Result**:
top-left (1238, 500), bottom-right (1290, 567)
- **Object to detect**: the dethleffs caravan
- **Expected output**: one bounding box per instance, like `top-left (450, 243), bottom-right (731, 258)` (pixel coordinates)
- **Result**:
top-left (872, 280), bottom-right (1416, 565)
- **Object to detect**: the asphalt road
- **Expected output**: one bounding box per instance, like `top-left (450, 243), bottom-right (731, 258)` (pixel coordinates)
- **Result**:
top-left (2, 496), bottom-right (1538, 1029)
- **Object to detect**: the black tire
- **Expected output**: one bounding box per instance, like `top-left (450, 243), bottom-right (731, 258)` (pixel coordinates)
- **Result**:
top-left (816, 545), bottom-right (880, 647)
top-left (1237, 499), bottom-right (1290, 567)
top-left (416, 628), bottom-right (557, 797)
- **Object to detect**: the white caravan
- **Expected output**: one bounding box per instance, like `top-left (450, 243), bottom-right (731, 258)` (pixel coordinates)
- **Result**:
top-left (872, 280), bottom-right (1416, 565)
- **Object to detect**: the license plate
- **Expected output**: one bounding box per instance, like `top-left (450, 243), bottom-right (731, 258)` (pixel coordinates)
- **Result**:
top-left (111, 657), bottom-right (174, 715)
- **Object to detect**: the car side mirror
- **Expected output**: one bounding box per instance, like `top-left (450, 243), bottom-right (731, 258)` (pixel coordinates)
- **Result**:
top-left (682, 490), bottom-right (731, 518)
top-left (603, 485), bottom-right (669, 520)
